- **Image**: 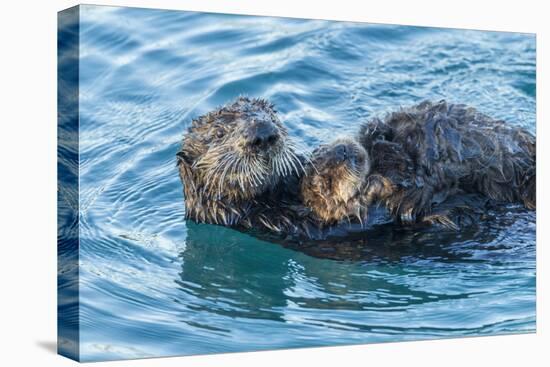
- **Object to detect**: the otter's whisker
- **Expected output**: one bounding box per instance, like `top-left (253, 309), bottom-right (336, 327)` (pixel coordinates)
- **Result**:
top-left (236, 157), bottom-right (246, 192)
top-left (272, 153), bottom-right (284, 177)
top-left (240, 156), bottom-right (253, 187)
top-left (204, 154), bottom-right (230, 195)
top-left (248, 158), bottom-right (266, 187)
top-left (217, 154), bottom-right (237, 197)
top-left (299, 151), bottom-right (318, 175)
top-left (241, 157), bottom-right (256, 189)
top-left (205, 154), bottom-right (231, 184)
top-left (247, 163), bottom-right (261, 187)
top-left (287, 149), bottom-right (306, 175)
top-left (233, 157), bottom-right (247, 193)
top-left (282, 150), bottom-right (299, 176)
top-left (280, 151), bottom-right (291, 177)
top-left (279, 152), bottom-right (291, 177)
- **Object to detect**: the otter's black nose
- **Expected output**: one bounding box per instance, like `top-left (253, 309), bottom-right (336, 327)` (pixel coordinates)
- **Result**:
top-left (244, 120), bottom-right (279, 148)
top-left (333, 144), bottom-right (348, 162)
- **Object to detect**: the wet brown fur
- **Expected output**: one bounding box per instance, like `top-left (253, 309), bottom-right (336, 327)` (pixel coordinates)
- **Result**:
top-left (300, 100), bottom-right (535, 229)
top-left (359, 100), bottom-right (536, 223)
top-left (300, 138), bottom-right (372, 226)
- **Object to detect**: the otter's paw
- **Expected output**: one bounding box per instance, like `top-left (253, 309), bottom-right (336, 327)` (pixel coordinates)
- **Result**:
top-left (391, 187), bottom-right (432, 225)
top-left (421, 214), bottom-right (459, 231)
top-left (399, 207), bottom-right (417, 224)
top-left (395, 192), bottom-right (426, 225)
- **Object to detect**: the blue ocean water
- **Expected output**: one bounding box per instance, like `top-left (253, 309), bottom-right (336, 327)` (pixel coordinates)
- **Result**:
top-left (73, 5), bottom-right (535, 361)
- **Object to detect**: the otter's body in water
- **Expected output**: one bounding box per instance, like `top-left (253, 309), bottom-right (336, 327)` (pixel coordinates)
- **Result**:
top-left (178, 98), bottom-right (535, 239)
top-left (300, 100), bottom-right (535, 228)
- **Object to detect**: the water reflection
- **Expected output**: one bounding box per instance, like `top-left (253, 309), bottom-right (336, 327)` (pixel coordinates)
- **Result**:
top-left (176, 214), bottom-right (510, 321)
top-left (177, 223), bottom-right (292, 322)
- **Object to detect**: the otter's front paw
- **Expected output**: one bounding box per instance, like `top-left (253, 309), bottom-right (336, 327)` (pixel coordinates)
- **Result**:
top-left (395, 192), bottom-right (425, 225)
top-left (421, 214), bottom-right (459, 230)
top-left (399, 207), bottom-right (417, 224)
top-left (393, 187), bottom-right (433, 225)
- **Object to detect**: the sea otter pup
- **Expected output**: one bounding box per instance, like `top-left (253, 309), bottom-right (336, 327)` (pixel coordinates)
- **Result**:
top-left (176, 97), bottom-right (312, 233)
top-left (359, 100), bottom-right (536, 223)
top-left (300, 137), bottom-right (464, 229)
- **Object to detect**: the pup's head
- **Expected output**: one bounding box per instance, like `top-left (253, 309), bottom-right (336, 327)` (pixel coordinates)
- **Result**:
top-left (300, 137), bottom-right (370, 224)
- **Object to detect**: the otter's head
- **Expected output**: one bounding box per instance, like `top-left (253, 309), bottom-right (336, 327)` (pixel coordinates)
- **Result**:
top-left (300, 137), bottom-right (371, 225)
top-left (177, 97), bottom-right (302, 206)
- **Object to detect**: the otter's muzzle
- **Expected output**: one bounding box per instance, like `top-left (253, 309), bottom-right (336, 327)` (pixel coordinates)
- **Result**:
top-left (332, 144), bottom-right (350, 164)
top-left (243, 120), bottom-right (280, 149)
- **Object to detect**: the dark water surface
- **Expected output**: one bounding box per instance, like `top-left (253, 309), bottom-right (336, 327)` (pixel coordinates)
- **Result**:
top-left (73, 5), bottom-right (535, 361)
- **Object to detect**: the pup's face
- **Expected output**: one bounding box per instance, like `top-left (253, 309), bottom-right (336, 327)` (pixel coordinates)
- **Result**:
top-left (177, 97), bottom-right (302, 202)
top-left (301, 137), bottom-right (370, 224)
